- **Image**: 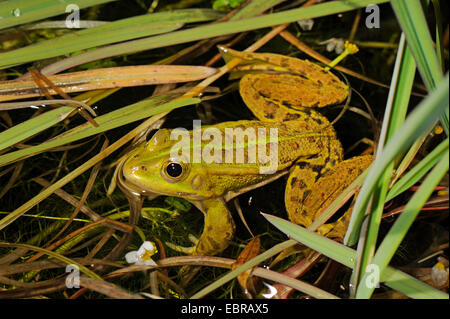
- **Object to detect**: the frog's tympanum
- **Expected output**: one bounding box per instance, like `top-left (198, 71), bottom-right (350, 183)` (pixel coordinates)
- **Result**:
top-left (118, 49), bottom-right (372, 257)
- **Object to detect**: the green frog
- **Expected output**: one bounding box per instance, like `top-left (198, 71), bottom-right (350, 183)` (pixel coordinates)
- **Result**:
top-left (117, 48), bottom-right (372, 257)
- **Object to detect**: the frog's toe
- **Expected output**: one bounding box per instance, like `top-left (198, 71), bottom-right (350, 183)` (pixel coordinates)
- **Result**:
top-left (188, 234), bottom-right (199, 245)
top-left (323, 219), bottom-right (348, 239)
top-left (165, 235), bottom-right (200, 255)
top-left (165, 242), bottom-right (195, 255)
top-left (317, 224), bottom-right (335, 237)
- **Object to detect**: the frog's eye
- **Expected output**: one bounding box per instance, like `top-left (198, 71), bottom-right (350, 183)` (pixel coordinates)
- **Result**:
top-left (162, 161), bottom-right (186, 182)
top-left (166, 162), bottom-right (183, 177)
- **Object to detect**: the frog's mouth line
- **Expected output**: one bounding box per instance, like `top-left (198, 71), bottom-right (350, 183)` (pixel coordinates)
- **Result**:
top-left (119, 172), bottom-right (159, 199)
top-left (120, 175), bottom-right (210, 202)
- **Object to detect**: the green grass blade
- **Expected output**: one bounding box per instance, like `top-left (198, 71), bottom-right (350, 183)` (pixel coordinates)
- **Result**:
top-left (0, 106), bottom-right (73, 152)
top-left (38, 0), bottom-right (390, 75)
top-left (345, 73), bottom-right (449, 246)
top-left (377, 34), bottom-right (415, 147)
top-left (253, 267), bottom-right (340, 299)
top-left (430, 0), bottom-right (445, 71)
top-left (391, 0), bottom-right (448, 135)
top-left (263, 213), bottom-right (356, 267)
top-left (0, 95), bottom-right (200, 167)
top-left (232, 0), bottom-right (285, 19)
top-left (381, 266), bottom-right (448, 299)
top-left (390, 0), bottom-right (442, 89)
top-left (262, 213), bottom-right (448, 299)
top-left (0, 0), bottom-right (117, 30)
top-left (386, 138), bottom-right (449, 201)
top-left (0, 9), bottom-right (223, 69)
top-left (356, 149), bottom-right (449, 298)
top-left (0, 242), bottom-right (103, 281)
top-left (351, 33), bottom-right (415, 290)
top-left (191, 239), bottom-right (297, 299)
top-left (0, 95), bottom-right (200, 230)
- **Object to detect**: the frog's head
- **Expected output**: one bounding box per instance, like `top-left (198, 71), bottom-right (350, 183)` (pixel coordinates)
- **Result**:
top-left (120, 129), bottom-right (215, 201)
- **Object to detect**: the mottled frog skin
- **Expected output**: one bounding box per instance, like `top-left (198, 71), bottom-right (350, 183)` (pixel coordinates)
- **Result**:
top-left (119, 49), bottom-right (372, 256)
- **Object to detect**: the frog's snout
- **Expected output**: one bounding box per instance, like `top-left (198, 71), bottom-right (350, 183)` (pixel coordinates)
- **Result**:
top-left (122, 156), bottom-right (147, 181)
top-left (120, 156), bottom-right (160, 199)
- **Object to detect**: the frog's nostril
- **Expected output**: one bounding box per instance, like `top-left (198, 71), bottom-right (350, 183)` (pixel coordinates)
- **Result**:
top-left (122, 161), bottom-right (141, 179)
top-left (140, 165), bottom-right (147, 171)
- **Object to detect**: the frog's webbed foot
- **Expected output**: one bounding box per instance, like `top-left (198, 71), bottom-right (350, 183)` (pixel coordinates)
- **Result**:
top-left (286, 155), bottom-right (373, 239)
top-left (167, 199), bottom-right (235, 256)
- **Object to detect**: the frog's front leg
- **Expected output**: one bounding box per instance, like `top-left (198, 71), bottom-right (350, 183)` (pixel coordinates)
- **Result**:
top-left (167, 198), bottom-right (235, 256)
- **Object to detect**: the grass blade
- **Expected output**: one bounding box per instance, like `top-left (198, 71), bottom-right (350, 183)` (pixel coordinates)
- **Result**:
top-left (233, 0), bottom-right (286, 19)
top-left (263, 213), bottom-right (356, 267)
top-left (351, 33), bottom-right (415, 292)
top-left (38, 0), bottom-right (390, 75)
top-left (262, 213), bottom-right (448, 299)
top-left (391, 0), bottom-right (448, 134)
top-left (0, 242), bottom-right (102, 281)
top-left (252, 267), bottom-right (340, 299)
top-left (0, 97), bottom-right (199, 231)
top-left (0, 106), bottom-right (73, 152)
top-left (390, 0), bottom-right (442, 89)
top-left (0, 9), bottom-right (223, 69)
top-left (381, 266), bottom-right (447, 299)
top-left (0, 0), bottom-right (117, 30)
top-left (386, 138), bottom-right (449, 201)
top-left (0, 95), bottom-right (199, 167)
top-left (345, 73), bottom-right (449, 246)
top-left (356, 149), bottom-right (449, 298)
top-left (190, 239), bottom-right (297, 299)
top-left (430, 0), bottom-right (445, 71)
top-left (0, 65), bottom-right (217, 102)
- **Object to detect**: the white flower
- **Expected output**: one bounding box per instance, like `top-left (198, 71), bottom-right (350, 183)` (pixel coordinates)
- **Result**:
top-left (125, 241), bottom-right (158, 266)
top-left (261, 282), bottom-right (277, 299)
top-left (297, 19), bottom-right (314, 31)
top-left (319, 38), bottom-right (345, 54)
top-left (431, 261), bottom-right (449, 287)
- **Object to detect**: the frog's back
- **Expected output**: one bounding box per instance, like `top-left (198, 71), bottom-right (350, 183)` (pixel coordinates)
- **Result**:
top-left (194, 120), bottom-right (341, 199)
top-left (198, 120), bottom-right (336, 167)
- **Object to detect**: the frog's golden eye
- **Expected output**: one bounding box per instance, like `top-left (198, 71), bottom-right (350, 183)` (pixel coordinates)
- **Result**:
top-left (162, 161), bottom-right (186, 182)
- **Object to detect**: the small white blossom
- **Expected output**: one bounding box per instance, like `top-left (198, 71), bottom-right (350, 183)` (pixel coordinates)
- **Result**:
top-left (125, 241), bottom-right (157, 266)
top-left (431, 261), bottom-right (449, 287)
top-left (261, 282), bottom-right (277, 299)
top-left (297, 19), bottom-right (314, 31)
top-left (320, 38), bottom-right (345, 54)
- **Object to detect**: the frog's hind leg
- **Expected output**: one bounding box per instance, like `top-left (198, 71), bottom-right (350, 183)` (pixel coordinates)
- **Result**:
top-left (285, 155), bottom-right (373, 239)
top-left (316, 155), bottom-right (373, 238)
top-left (240, 74), bottom-right (341, 125)
top-left (285, 136), bottom-right (343, 225)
